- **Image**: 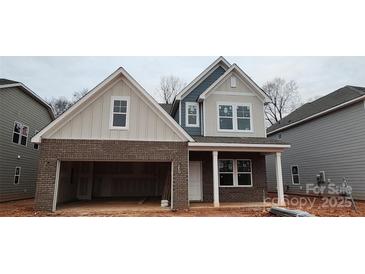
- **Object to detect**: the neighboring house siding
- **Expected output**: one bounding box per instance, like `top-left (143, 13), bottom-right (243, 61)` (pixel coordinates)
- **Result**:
top-left (204, 73), bottom-right (266, 137)
top-left (46, 76), bottom-right (182, 142)
top-left (266, 101), bottom-right (365, 200)
top-left (180, 66), bottom-right (226, 136)
top-left (0, 87), bottom-right (53, 202)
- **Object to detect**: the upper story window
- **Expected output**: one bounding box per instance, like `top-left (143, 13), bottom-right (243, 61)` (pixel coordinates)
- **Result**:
top-left (217, 103), bottom-right (252, 132)
top-left (230, 76), bottom-right (237, 88)
top-left (110, 96), bottom-right (129, 129)
top-left (12, 121), bottom-right (29, 146)
top-left (185, 102), bottom-right (199, 127)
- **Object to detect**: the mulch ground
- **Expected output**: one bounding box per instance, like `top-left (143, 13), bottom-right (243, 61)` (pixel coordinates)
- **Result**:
top-left (1, 195), bottom-right (365, 217)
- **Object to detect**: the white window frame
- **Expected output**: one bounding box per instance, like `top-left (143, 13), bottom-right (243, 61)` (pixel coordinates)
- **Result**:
top-left (217, 102), bottom-right (253, 133)
top-left (109, 96), bottom-right (130, 130)
top-left (33, 130), bottom-right (39, 150)
top-left (219, 159), bottom-right (253, 188)
top-left (291, 165), bottom-right (300, 185)
top-left (12, 121), bottom-right (29, 146)
top-left (230, 76), bottom-right (237, 88)
top-left (14, 166), bottom-right (21, 185)
top-left (185, 102), bottom-right (200, 127)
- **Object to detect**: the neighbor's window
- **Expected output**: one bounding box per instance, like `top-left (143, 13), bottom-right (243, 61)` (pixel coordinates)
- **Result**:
top-left (14, 167), bottom-right (21, 185)
top-left (291, 165), bottom-right (300, 185)
top-left (218, 103), bottom-right (252, 132)
top-left (219, 159), bottom-right (253, 187)
top-left (110, 96), bottom-right (129, 129)
top-left (33, 130), bottom-right (39, 150)
top-left (237, 160), bottom-right (252, 186)
top-left (219, 160), bottom-right (234, 186)
top-left (12, 121), bottom-right (29, 146)
top-left (185, 102), bottom-right (199, 127)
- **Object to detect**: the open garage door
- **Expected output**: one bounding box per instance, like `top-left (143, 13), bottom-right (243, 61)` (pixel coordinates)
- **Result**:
top-left (56, 161), bottom-right (171, 209)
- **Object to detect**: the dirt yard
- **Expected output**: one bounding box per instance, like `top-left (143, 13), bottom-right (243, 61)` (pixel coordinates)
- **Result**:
top-left (0, 195), bottom-right (364, 217)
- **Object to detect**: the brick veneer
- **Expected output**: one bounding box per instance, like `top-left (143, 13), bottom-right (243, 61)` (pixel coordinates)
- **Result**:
top-left (35, 139), bottom-right (189, 211)
top-left (189, 151), bottom-right (267, 203)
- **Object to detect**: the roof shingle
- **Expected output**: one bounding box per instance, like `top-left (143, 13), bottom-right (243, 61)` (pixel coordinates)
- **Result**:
top-left (267, 86), bottom-right (365, 134)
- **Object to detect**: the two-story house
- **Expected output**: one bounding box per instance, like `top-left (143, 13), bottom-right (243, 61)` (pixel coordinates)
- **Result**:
top-left (0, 79), bottom-right (54, 202)
top-left (32, 57), bottom-right (289, 212)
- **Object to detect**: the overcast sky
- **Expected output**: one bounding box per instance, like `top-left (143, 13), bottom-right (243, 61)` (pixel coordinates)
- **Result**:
top-left (1, 56), bottom-right (364, 102)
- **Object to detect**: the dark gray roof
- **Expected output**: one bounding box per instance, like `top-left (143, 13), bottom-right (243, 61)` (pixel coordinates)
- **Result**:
top-left (0, 78), bottom-right (19, 85)
top-left (159, 103), bottom-right (172, 113)
top-left (193, 136), bottom-right (289, 145)
top-left (267, 85), bottom-right (365, 134)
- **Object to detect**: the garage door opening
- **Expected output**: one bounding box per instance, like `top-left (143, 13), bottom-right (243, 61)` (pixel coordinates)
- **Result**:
top-left (55, 161), bottom-right (172, 211)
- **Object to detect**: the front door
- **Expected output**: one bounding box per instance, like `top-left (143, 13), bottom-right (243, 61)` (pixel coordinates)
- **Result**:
top-left (189, 161), bottom-right (202, 201)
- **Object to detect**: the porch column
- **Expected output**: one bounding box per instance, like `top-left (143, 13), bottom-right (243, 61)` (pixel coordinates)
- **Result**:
top-left (275, 152), bottom-right (285, 206)
top-left (212, 151), bottom-right (220, 207)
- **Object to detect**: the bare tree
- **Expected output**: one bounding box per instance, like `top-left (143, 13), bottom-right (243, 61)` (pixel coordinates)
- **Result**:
top-left (263, 78), bottom-right (302, 126)
top-left (46, 88), bottom-right (89, 118)
top-left (158, 75), bottom-right (185, 104)
top-left (46, 97), bottom-right (72, 118)
top-left (72, 88), bottom-right (89, 103)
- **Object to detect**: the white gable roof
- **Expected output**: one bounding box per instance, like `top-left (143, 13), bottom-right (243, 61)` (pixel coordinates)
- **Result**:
top-left (32, 67), bottom-right (194, 143)
top-left (198, 64), bottom-right (268, 101)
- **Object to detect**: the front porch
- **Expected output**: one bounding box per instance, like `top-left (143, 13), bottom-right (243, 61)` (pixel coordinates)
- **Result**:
top-left (188, 137), bottom-right (290, 207)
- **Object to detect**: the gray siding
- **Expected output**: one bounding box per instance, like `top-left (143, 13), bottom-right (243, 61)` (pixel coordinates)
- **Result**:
top-left (180, 66), bottom-right (226, 136)
top-left (0, 87), bottom-right (53, 202)
top-left (266, 101), bottom-right (365, 200)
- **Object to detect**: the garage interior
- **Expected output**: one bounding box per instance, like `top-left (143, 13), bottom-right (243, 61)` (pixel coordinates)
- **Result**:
top-left (56, 161), bottom-right (172, 209)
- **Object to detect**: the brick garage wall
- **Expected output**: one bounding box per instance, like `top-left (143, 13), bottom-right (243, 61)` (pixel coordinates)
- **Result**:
top-left (189, 151), bottom-right (267, 203)
top-left (35, 139), bottom-right (189, 211)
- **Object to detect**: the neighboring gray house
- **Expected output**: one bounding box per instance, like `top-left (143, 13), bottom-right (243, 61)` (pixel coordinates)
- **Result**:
top-left (0, 79), bottom-right (54, 202)
top-left (32, 57), bottom-right (289, 212)
top-left (266, 86), bottom-right (365, 200)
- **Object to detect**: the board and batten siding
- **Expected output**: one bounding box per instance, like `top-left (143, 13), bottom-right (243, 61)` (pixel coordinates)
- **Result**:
top-left (180, 66), bottom-right (226, 136)
top-left (204, 72), bottom-right (266, 137)
top-left (266, 101), bottom-right (365, 200)
top-left (0, 87), bottom-right (53, 202)
top-left (46, 76), bottom-right (182, 142)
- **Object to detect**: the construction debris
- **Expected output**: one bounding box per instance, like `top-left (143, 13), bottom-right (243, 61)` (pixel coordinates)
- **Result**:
top-left (269, 207), bottom-right (314, 217)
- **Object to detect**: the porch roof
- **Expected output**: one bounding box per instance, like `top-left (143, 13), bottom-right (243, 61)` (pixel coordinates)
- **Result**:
top-left (189, 136), bottom-right (290, 153)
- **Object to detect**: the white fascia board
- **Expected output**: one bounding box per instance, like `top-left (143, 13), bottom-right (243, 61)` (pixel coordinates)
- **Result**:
top-left (188, 142), bottom-right (291, 149)
top-left (175, 56), bottom-right (231, 100)
top-left (32, 67), bottom-right (194, 143)
top-left (267, 95), bottom-right (365, 136)
top-left (198, 64), bottom-right (268, 102)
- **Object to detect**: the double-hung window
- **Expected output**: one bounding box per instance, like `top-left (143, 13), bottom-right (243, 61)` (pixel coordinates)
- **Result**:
top-left (219, 159), bottom-right (253, 187)
top-left (12, 121), bottom-right (29, 146)
top-left (291, 165), bottom-right (300, 185)
top-left (185, 102), bottom-right (199, 127)
top-left (14, 167), bottom-right (21, 185)
top-left (110, 96), bottom-right (129, 129)
top-left (218, 103), bottom-right (252, 132)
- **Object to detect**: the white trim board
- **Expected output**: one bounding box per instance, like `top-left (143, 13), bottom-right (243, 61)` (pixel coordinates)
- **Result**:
top-left (32, 67), bottom-right (194, 143)
top-left (198, 64), bottom-right (268, 102)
